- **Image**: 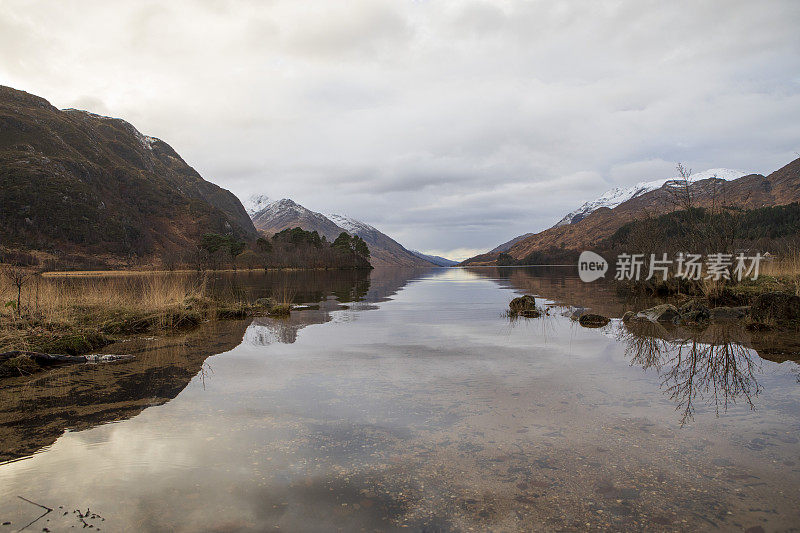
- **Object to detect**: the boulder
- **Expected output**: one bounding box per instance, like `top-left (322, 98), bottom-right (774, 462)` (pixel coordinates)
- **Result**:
top-left (518, 309), bottom-right (541, 318)
top-left (621, 311), bottom-right (635, 323)
top-left (678, 300), bottom-right (710, 324)
top-left (578, 314), bottom-right (610, 328)
top-left (750, 292), bottom-right (800, 326)
top-left (509, 295), bottom-right (537, 314)
top-left (635, 304), bottom-right (679, 323)
top-left (709, 306), bottom-right (749, 322)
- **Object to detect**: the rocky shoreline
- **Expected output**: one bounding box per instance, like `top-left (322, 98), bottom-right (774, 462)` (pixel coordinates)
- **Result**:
top-left (621, 291), bottom-right (800, 331)
top-left (508, 290), bottom-right (800, 333)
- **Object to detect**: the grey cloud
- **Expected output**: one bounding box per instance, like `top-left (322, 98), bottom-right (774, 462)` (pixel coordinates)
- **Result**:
top-left (0, 0), bottom-right (798, 258)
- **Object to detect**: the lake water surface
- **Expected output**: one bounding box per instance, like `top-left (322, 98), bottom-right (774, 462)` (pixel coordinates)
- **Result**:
top-left (1, 267), bottom-right (799, 531)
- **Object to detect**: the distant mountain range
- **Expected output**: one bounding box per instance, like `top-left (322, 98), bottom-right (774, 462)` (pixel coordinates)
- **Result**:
top-left (0, 85), bottom-right (256, 266)
top-left (464, 160), bottom-right (800, 265)
top-left (485, 169), bottom-right (744, 259)
top-left (409, 251), bottom-right (459, 267)
top-left (488, 233), bottom-right (535, 254)
top-left (246, 196), bottom-right (444, 268)
top-left (552, 168), bottom-right (747, 228)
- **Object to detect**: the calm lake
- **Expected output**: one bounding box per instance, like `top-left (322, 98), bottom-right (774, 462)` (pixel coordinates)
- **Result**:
top-left (1, 267), bottom-right (799, 531)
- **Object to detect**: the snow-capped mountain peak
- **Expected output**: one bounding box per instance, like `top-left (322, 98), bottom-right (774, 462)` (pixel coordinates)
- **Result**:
top-left (244, 196), bottom-right (437, 267)
top-left (243, 194), bottom-right (273, 216)
top-left (553, 168), bottom-right (747, 227)
top-left (270, 198), bottom-right (303, 212)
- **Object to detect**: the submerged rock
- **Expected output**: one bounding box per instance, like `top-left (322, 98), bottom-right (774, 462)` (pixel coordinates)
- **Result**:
top-left (635, 304), bottom-right (679, 323)
top-left (578, 314), bottom-right (610, 328)
top-left (0, 351), bottom-right (134, 379)
top-left (567, 307), bottom-right (588, 320)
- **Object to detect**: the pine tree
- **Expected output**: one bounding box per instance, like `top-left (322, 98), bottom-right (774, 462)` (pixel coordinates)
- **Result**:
top-left (353, 236), bottom-right (370, 258)
top-left (333, 232), bottom-right (352, 253)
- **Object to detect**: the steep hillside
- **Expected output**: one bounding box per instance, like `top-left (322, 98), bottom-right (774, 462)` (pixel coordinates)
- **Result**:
top-left (464, 158), bottom-right (800, 265)
top-left (325, 214), bottom-right (434, 268)
top-left (488, 233), bottom-right (535, 254)
top-left (249, 199), bottom-right (433, 267)
top-left (0, 86), bottom-right (256, 266)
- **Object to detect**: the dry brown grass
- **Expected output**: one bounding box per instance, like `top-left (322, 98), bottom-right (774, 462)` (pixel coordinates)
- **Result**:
top-left (759, 253), bottom-right (800, 296)
top-left (0, 271), bottom-right (211, 324)
top-left (0, 273), bottom-right (235, 358)
top-left (274, 284), bottom-right (297, 306)
top-left (0, 271), bottom-right (228, 356)
top-left (762, 252), bottom-right (800, 276)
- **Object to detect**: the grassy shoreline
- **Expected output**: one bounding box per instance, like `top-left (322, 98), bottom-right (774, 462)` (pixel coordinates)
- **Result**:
top-left (614, 272), bottom-right (799, 302)
top-left (39, 266), bottom-right (374, 277)
top-left (0, 272), bottom-right (294, 378)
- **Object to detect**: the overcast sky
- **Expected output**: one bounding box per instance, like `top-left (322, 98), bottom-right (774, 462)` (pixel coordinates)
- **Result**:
top-left (1, 0), bottom-right (799, 260)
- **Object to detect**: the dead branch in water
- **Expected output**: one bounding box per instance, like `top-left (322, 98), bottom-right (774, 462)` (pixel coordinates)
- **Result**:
top-left (1, 350), bottom-right (134, 365)
top-left (17, 495), bottom-right (52, 531)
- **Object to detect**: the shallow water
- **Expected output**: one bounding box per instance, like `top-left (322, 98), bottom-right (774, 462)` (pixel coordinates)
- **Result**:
top-left (1, 267), bottom-right (799, 531)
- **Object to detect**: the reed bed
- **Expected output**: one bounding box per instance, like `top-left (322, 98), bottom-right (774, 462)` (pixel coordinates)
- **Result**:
top-left (0, 271), bottom-right (211, 323)
top-left (0, 271), bottom-right (247, 359)
top-left (761, 251), bottom-right (800, 278)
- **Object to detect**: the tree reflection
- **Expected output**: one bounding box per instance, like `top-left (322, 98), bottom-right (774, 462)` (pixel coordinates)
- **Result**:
top-left (620, 321), bottom-right (761, 425)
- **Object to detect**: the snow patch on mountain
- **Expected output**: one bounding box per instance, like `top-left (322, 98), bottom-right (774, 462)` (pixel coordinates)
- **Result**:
top-left (553, 168), bottom-right (747, 227)
top-left (267, 198), bottom-right (306, 215)
top-left (245, 195), bottom-right (437, 266)
top-left (243, 194), bottom-right (273, 216)
top-left (326, 213), bottom-right (377, 235)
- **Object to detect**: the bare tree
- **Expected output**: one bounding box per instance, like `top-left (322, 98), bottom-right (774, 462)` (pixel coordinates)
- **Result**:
top-left (620, 322), bottom-right (760, 425)
top-left (665, 162), bottom-right (694, 211)
top-left (1, 263), bottom-right (36, 317)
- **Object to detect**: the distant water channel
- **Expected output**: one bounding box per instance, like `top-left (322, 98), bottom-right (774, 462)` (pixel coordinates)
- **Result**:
top-left (1, 267), bottom-right (799, 531)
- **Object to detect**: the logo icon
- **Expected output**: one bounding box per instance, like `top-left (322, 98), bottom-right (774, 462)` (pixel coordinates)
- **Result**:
top-left (578, 251), bottom-right (608, 282)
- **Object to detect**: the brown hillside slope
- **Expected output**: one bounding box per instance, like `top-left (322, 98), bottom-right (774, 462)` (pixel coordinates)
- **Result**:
top-left (0, 86), bottom-right (256, 265)
top-left (465, 158), bottom-right (800, 265)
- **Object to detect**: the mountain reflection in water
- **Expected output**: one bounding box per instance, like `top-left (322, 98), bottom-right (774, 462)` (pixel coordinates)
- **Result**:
top-left (0, 266), bottom-right (798, 532)
top-left (0, 268), bottom-right (424, 463)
